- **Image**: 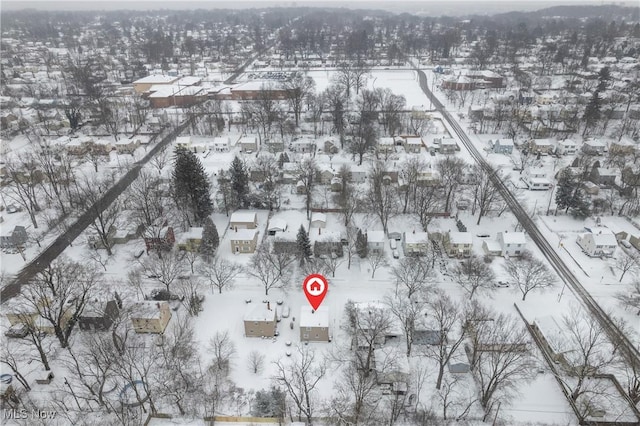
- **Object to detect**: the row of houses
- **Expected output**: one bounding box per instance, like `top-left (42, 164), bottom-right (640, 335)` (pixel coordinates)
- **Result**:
top-left (5, 294), bottom-right (173, 336)
top-left (492, 137), bottom-right (637, 157)
top-left (243, 303), bottom-right (330, 342)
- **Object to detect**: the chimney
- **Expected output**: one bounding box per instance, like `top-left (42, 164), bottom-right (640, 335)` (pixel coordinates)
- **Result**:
top-left (156, 303), bottom-right (160, 309)
top-left (267, 302), bottom-right (271, 311)
top-left (413, 229), bottom-right (415, 234)
top-left (312, 309), bottom-right (315, 314)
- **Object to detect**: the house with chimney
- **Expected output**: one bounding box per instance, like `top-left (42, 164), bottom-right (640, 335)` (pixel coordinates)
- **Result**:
top-left (577, 227), bottom-right (617, 257)
top-left (243, 303), bottom-right (277, 337)
top-left (142, 219), bottom-right (175, 252)
top-left (497, 231), bottom-right (526, 257)
top-left (300, 306), bottom-right (330, 342)
top-left (130, 301), bottom-right (171, 334)
top-left (229, 211), bottom-right (258, 230)
top-left (230, 229), bottom-right (259, 254)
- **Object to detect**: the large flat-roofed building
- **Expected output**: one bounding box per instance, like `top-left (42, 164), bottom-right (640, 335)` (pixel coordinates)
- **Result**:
top-left (132, 75), bottom-right (180, 93)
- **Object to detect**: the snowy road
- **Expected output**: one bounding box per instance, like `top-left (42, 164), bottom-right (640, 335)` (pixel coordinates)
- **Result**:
top-left (412, 63), bottom-right (640, 399)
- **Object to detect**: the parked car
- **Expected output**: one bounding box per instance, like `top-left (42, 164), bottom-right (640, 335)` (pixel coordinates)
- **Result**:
top-left (148, 288), bottom-right (182, 301)
top-left (494, 281), bottom-right (510, 288)
top-left (620, 240), bottom-right (632, 249)
top-left (5, 324), bottom-right (28, 338)
top-left (281, 306), bottom-right (291, 318)
top-left (392, 250), bottom-right (400, 259)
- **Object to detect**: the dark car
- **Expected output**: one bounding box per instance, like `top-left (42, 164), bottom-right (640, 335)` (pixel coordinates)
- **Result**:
top-left (147, 289), bottom-right (182, 301)
top-left (5, 324), bottom-right (28, 338)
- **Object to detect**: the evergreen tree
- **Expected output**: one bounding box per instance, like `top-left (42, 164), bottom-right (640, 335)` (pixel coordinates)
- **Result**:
top-left (555, 168), bottom-right (577, 213)
top-left (296, 225), bottom-right (312, 264)
top-left (569, 192), bottom-right (591, 219)
top-left (172, 147), bottom-right (213, 225)
top-left (229, 156), bottom-right (249, 209)
top-left (597, 67), bottom-right (611, 92)
top-left (356, 229), bottom-right (368, 258)
top-left (582, 91), bottom-right (601, 136)
top-left (200, 217), bottom-right (219, 258)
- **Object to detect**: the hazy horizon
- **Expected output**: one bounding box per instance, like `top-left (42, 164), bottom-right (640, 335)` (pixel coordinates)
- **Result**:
top-left (2, 0), bottom-right (637, 16)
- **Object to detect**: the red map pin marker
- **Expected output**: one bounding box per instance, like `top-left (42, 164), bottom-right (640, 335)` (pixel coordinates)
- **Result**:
top-left (303, 273), bottom-right (328, 311)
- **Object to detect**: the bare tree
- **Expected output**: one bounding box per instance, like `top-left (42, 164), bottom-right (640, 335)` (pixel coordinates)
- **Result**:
top-left (282, 71), bottom-right (315, 127)
top-left (412, 184), bottom-right (445, 231)
top-left (33, 140), bottom-right (74, 216)
top-left (390, 256), bottom-right (434, 298)
top-left (198, 256), bottom-right (242, 294)
top-left (437, 157), bottom-right (466, 213)
top-left (0, 340), bottom-right (32, 391)
top-left (177, 277), bottom-right (205, 316)
top-left (75, 172), bottom-right (123, 256)
top-left (273, 345), bottom-right (327, 425)
top-left (335, 164), bottom-right (359, 227)
top-left (554, 307), bottom-right (618, 402)
top-left (246, 243), bottom-right (294, 295)
top-left (209, 330), bottom-right (236, 375)
top-left (22, 257), bottom-right (100, 348)
top-left (156, 315), bottom-right (203, 415)
top-left (61, 332), bottom-right (118, 410)
top-left (386, 289), bottom-right (426, 357)
top-left (616, 279), bottom-right (640, 316)
top-left (399, 157), bottom-right (426, 214)
top-left (366, 161), bottom-right (399, 233)
top-left (296, 157), bottom-right (318, 219)
top-left (615, 250), bottom-right (639, 282)
top-left (468, 308), bottom-right (533, 417)
top-left (248, 350), bottom-right (265, 374)
top-left (471, 164), bottom-right (502, 225)
top-left (150, 147), bottom-right (170, 176)
top-left (366, 250), bottom-right (388, 279)
top-left (422, 294), bottom-right (467, 390)
top-left (317, 254), bottom-right (344, 278)
top-left (503, 250), bottom-right (555, 301)
top-left (452, 255), bottom-right (495, 299)
top-left (434, 375), bottom-right (478, 421)
top-left (140, 250), bottom-right (187, 294)
top-left (4, 153), bottom-right (42, 228)
top-left (349, 303), bottom-right (394, 377)
top-left (128, 169), bottom-right (164, 228)
top-left (328, 360), bottom-right (380, 425)
top-left (252, 154), bottom-right (282, 211)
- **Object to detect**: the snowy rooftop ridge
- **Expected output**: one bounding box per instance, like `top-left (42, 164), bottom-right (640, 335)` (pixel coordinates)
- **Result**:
top-left (300, 306), bottom-right (329, 328)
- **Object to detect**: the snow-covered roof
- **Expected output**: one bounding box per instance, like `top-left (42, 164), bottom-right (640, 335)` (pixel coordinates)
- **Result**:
top-left (267, 219), bottom-right (287, 232)
top-left (176, 136), bottom-right (191, 145)
top-left (405, 137), bottom-right (422, 145)
top-left (176, 76), bottom-right (202, 86)
top-left (300, 306), bottom-right (329, 328)
top-left (581, 228), bottom-right (617, 246)
top-left (560, 139), bottom-right (576, 146)
top-left (496, 139), bottom-right (513, 146)
top-left (131, 301), bottom-right (167, 319)
top-left (483, 239), bottom-right (502, 252)
top-left (596, 168), bottom-right (617, 177)
top-left (534, 316), bottom-right (570, 355)
top-left (404, 231), bottom-right (429, 244)
top-left (499, 231), bottom-right (526, 245)
top-left (183, 227), bottom-right (204, 239)
top-left (230, 211), bottom-right (257, 223)
top-left (212, 136), bottom-right (229, 145)
top-left (133, 74), bottom-right (178, 84)
top-left (311, 212), bottom-right (327, 223)
top-left (448, 231), bottom-right (472, 245)
top-left (244, 304), bottom-right (275, 322)
top-left (230, 229), bottom-right (258, 241)
top-left (367, 230), bottom-right (386, 244)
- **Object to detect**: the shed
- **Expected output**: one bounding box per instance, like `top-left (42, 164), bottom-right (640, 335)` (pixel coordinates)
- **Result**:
top-left (310, 213), bottom-right (327, 228)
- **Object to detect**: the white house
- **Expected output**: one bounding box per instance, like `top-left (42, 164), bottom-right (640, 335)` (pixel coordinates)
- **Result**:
top-left (497, 231), bottom-right (526, 257)
top-left (267, 219), bottom-right (287, 235)
top-left (402, 231), bottom-right (430, 256)
top-left (556, 139), bottom-right (577, 155)
top-left (366, 231), bottom-right (386, 254)
top-left (443, 231), bottom-right (473, 257)
top-left (212, 137), bottom-right (230, 152)
top-left (524, 168), bottom-right (552, 190)
top-left (175, 136), bottom-right (192, 150)
top-left (576, 228), bottom-right (617, 257)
